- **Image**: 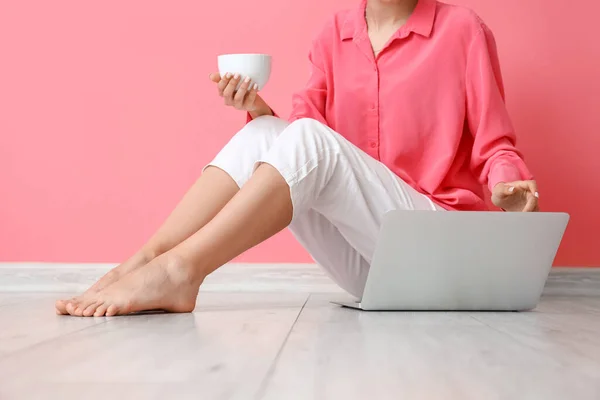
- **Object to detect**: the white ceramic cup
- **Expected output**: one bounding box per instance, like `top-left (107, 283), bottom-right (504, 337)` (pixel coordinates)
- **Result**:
top-left (217, 54), bottom-right (272, 91)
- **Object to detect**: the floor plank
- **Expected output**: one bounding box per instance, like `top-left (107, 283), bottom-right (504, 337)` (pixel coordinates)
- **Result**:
top-left (535, 294), bottom-right (600, 314)
top-left (1, 268), bottom-right (600, 400)
top-left (259, 294), bottom-right (600, 400)
top-left (7, 382), bottom-right (266, 400)
top-left (471, 311), bottom-right (600, 374)
top-left (0, 383), bottom-right (212, 400)
top-left (0, 294), bottom-right (107, 357)
top-left (0, 292), bottom-right (308, 400)
top-left (0, 292), bottom-right (55, 307)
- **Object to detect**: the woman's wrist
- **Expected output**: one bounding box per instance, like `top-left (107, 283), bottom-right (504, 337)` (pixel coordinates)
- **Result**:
top-left (248, 96), bottom-right (273, 119)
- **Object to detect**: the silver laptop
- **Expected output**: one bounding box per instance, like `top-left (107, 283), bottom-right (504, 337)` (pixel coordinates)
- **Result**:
top-left (334, 211), bottom-right (570, 311)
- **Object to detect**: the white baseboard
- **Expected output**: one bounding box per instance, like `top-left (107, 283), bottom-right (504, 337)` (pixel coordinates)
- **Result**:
top-left (0, 262), bottom-right (343, 293)
top-left (0, 263), bottom-right (598, 295)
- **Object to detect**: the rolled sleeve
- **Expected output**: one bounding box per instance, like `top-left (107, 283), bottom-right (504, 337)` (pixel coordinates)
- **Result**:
top-left (466, 24), bottom-right (533, 191)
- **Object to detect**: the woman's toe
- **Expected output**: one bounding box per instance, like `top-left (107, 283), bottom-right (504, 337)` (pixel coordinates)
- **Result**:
top-left (93, 304), bottom-right (109, 317)
top-left (82, 302), bottom-right (101, 317)
top-left (105, 304), bottom-right (119, 317)
top-left (55, 299), bottom-right (69, 315)
top-left (65, 301), bottom-right (79, 315)
top-left (73, 298), bottom-right (96, 317)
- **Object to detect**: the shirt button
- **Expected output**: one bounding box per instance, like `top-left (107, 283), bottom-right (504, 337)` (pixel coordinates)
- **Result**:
top-left (370, 142), bottom-right (377, 148)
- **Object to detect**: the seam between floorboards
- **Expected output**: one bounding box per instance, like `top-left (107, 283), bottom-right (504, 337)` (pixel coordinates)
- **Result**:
top-left (254, 293), bottom-right (311, 400)
top-left (468, 314), bottom-right (541, 350)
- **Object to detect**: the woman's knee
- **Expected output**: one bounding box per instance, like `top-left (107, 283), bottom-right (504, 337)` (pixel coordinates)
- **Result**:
top-left (237, 115), bottom-right (289, 141)
top-left (207, 116), bottom-right (289, 187)
top-left (221, 116), bottom-right (288, 158)
top-left (262, 118), bottom-right (344, 177)
top-left (277, 118), bottom-right (342, 151)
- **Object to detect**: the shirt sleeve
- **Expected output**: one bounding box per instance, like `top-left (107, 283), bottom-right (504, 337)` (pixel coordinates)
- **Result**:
top-left (466, 24), bottom-right (533, 192)
top-left (288, 38), bottom-right (328, 125)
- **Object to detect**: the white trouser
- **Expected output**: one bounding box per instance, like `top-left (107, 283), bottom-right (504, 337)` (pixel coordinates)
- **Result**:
top-left (208, 116), bottom-right (442, 297)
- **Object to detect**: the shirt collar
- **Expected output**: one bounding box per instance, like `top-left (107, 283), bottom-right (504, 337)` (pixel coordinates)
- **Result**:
top-left (341, 0), bottom-right (437, 41)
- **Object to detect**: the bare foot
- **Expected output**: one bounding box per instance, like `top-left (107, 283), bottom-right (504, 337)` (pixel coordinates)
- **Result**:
top-left (62, 254), bottom-right (202, 317)
top-left (55, 252), bottom-right (154, 315)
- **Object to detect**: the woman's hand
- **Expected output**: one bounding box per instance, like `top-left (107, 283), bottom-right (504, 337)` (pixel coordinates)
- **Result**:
top-left (209, 73), bottom-right (273, 118)
top-left (210, 72), bottom-right (258, 111)
top-left (492, 181), bottom-right (539, 212)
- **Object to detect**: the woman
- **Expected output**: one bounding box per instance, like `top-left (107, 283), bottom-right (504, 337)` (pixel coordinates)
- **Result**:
top-left (56, 0), bottom-right (538, 317)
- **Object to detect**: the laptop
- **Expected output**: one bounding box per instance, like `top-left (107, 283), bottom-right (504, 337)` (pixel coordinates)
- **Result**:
top-left (334, 211), bottom-right (570, 311)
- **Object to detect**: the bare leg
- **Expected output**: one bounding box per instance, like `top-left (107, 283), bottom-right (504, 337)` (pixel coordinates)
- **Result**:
top-left (55, 166), bottom-right (238, 314)
top-left (143, 166), bottom-right (240, 259)
top-left (65, 164), bottom-right (292, 316)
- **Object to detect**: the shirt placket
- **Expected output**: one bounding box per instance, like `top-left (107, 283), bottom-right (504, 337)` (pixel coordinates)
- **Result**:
top-left (368, 60), bottom-right (380, 160)
top-left (354, 33), bottom-right (382, 160)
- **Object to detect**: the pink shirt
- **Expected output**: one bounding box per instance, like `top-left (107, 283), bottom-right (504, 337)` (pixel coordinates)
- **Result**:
top-left (282, 0), bottom-right (533, 211)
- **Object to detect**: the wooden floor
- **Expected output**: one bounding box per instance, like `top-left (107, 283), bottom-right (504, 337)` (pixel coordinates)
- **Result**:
top-left (1, 264), bottom-right (600, 400)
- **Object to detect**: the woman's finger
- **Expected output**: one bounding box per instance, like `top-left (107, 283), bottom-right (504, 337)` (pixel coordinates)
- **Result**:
top-left (209, 73), bottom-right (221, 83)
top-left (510, 180), bottom-right (539, 202)
top-left (233, 77), bottom-right (252, 109)
top-left (217, 73), bottom-right (232, 96)
top-left (504, 184), bottom-right (516, 196)
top-left (222, 74), bottom-right (240, 105)
top-left (508, 181), bottom-right (530, 196)
top-left (522, 192), bottom-right (538, 212)
top-left (243, 83), bottom-right (259, 110)
top-left (527, 181), bottom-right (539, 199)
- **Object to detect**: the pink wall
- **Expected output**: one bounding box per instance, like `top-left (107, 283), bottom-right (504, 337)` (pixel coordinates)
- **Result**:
top-left (1, 1), bottom-right (598, 265)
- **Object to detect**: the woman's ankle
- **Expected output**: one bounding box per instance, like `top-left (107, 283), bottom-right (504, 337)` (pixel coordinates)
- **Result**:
top-left (136, 247), bottom-right (162, 264)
